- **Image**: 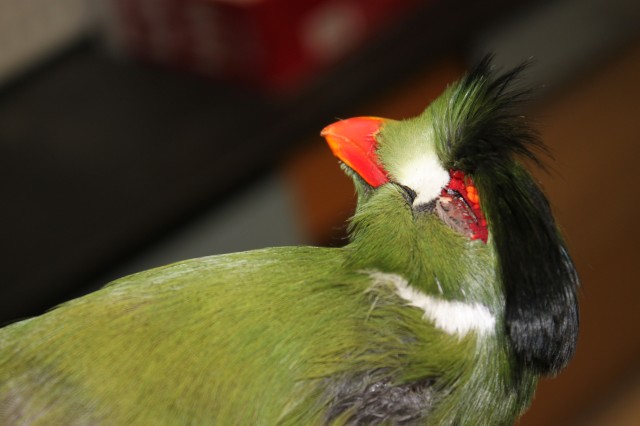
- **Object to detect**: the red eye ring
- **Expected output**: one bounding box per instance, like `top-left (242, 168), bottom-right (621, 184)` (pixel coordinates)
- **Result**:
top-left (443, 170), bottom-right (488, 243)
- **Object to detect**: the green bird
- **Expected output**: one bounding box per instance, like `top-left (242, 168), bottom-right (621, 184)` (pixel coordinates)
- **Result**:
top-left (0, 59), bottom-right (578, 425)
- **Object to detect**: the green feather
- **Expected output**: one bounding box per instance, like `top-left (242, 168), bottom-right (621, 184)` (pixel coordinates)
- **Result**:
top-left (0, 59), bottom-right (577, 425)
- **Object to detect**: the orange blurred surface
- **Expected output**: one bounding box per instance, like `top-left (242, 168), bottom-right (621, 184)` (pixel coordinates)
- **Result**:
top-left (519, 42), bottom-right (640, 425)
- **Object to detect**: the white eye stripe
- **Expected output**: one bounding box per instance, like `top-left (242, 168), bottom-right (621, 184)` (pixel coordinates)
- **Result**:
top-left (392, 153), bottom-right (449, 206)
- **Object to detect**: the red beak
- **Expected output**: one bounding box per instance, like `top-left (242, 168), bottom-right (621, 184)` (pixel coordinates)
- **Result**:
top-left (320, 117), bottom-right (390, 187)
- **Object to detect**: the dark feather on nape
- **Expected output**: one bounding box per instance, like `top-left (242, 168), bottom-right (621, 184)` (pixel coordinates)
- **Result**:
top-left (477, 168), bottom-right (579, 375)
top-left (435, 57), bottom-right (580, 375)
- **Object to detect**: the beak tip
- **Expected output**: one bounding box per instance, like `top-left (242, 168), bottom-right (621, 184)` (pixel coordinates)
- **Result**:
top-left (319, 116), bottom-right (390, 187)
top-left (320, 121), bottom-right (342, 138)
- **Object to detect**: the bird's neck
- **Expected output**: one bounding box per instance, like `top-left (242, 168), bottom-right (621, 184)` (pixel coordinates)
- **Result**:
top-left (345, 193), bottom-right (502, 312)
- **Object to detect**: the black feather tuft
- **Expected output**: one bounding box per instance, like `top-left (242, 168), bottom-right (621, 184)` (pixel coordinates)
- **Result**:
top-left (437, 55), bottom-right (546, 173)
top-left (434, 57), bottom-right (580, 375)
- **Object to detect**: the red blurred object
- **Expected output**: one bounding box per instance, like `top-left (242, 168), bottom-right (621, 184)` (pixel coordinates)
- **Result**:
top-left (101, 0), bottom-right (419, 91)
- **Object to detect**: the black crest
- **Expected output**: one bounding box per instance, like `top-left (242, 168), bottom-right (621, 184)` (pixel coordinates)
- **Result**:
top-left (436, 57), bottom-right (580, 375)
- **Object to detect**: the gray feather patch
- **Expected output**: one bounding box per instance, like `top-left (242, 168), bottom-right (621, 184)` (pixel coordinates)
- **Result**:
top-left (325, 373), bottom-right (437, 425)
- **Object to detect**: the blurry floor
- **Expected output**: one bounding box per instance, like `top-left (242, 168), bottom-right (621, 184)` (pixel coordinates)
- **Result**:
top-left (86, 174), bottom-right (307, 291)
top-left (581, 374), bottom-right (640, 426)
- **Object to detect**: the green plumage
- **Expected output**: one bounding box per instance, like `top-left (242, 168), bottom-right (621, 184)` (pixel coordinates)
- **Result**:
top-left (0, 60), bottom-right (577, 425)
top-left (1, 248), bottom-right (532, 424)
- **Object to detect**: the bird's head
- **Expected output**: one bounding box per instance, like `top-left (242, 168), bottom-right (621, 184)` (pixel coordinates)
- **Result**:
top-left (321, 58), bottom-right (579, 376)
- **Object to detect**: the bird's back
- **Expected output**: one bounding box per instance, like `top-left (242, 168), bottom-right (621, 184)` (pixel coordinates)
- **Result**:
top-left (1, 246), bottom-right (451, 424)
top-left (1, 247), bottom-right (348, 423)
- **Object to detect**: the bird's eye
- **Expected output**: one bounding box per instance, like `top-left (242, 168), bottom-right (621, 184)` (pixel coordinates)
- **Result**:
top-left (397, 184), bottom-right (417, 204)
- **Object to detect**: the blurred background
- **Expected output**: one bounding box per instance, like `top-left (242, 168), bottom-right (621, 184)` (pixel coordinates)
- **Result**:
top-left (1, 0), bottom-right (639, 424)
